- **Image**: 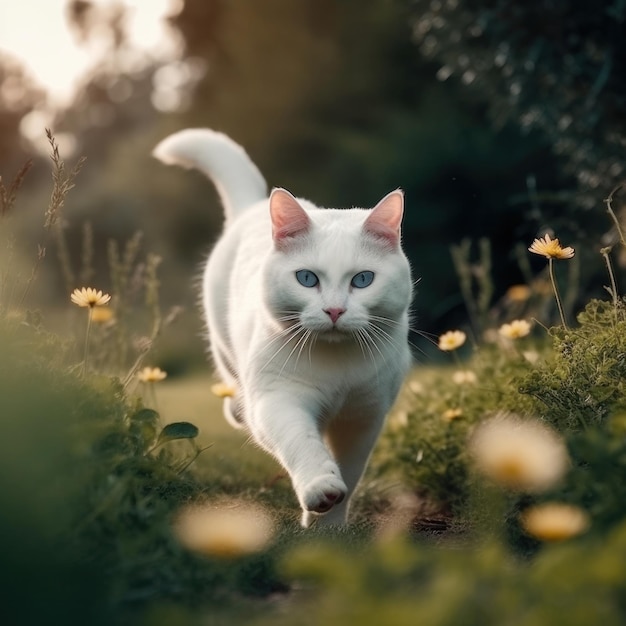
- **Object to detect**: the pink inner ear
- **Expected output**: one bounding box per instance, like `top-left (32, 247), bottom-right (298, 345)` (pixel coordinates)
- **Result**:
top-left (363, 190), bottom-right (404, 248)
top-left (270, 188), bottom-right (310, 245)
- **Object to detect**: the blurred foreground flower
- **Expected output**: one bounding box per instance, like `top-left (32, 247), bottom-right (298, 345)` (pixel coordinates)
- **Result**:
top-left (442, 407), bottom-right (463, 422)
top-left (499, 319), bottom-right (531, 340)
top-left (90, 306), bottom-right (115, 324)
top-left (174, 502), bottom-right (274, 559)
top-left (452, 370), bottom-right (477, 385)
top-left (70, 287), bottom-right (111, 308)
top-left (438, 330), bottom-right (466, 351)
top-left (137, 366), bottom-right (167, 383)
top-left (506, 284), bottom-right (532, 302)
top-left (521, 503), bottom-right (590, 542)
top-left (528, 234), bottom-right (575, 260)
top-left (470, 414), bottom-right (569, 492)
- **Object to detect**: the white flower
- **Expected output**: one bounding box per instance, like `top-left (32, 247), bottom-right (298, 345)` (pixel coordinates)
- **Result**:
top-left (174, 502), bottom-right (274, 559)
top-left (470, 414), bottom-right (569, 492)
top-left (499, 319), bottom-right (532, 339)
top-left (438, 330), bottom-right (466, 351)
top-left (452, 370), bottom-right (477, 385)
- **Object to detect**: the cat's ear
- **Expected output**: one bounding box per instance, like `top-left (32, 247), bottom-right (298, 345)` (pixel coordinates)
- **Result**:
top-left (270, 188), bottom-right (311, 249)
top-left (364, 189), bottom-right (404, 249)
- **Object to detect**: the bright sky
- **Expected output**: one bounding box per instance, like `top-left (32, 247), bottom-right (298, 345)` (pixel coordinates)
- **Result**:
top-left (0, 0), bottom-right (182, 108)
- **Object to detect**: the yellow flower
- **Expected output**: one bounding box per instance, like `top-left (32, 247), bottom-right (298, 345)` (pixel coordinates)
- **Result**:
top-left (505, 284), bottom-right (532, 302)
top-left (70, 287), bottom-right (111, 308)
top-left (211, 382), bottom-right (236, 398)
top-left (389, 410), bottom-right (409, 431)
top-left (498, 319), bottom-right (532, 339)
top-left (521, 503), bottom-right (590, 542)
top-left (470, 414), bottom-right (569, 492)
top-left (452, 370), bottom-right (477, 385)
top-left (408, 380), bottom-right (424, 394)
top-left (137, 366), bottom-right (167, 383)
top-left (438, 330), bottom-right (467, 351)
top-left (174, 502), bottom-right (274, 559)
top-left (90, 306), bottom-right (115, 324)
top-left (442, 407), bottom-right (463, 422)
top-left (528, 234), bottom-right (575, 260)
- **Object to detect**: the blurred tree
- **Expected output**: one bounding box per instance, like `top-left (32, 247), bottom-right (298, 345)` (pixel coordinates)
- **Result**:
top-left (21, 0), bottom-right (592, 337)
top-left (0, 53), bottom-right (44, 172)
top-left (409, 0), bottom-right (626, 212)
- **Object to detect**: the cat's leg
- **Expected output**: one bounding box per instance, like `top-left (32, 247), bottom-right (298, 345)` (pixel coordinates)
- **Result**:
top-left (247, 395), bottom-right (348, 526)
top-left (310, 412), bottom-right (386, 527)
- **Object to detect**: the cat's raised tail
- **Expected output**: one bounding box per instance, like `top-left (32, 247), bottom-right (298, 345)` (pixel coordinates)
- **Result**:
top-left (152, 129), bottom-right (268, 221)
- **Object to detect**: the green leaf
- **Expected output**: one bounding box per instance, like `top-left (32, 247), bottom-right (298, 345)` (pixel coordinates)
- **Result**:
top-left (157, 421), bottom-right (199, 443)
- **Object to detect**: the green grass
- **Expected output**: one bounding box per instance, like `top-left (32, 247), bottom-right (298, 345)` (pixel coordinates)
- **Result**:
top-left (155, 372), bottom-right (296, 508)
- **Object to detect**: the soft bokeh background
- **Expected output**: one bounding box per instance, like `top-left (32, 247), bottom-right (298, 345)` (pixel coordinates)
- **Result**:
top-left (2, 0), bottom-right (625, 369)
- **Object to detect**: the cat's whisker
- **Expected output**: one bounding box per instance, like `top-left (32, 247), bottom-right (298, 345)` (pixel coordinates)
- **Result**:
top-left (355, 328), bottom-right (377, 372)
top-left (294, 329), bottom-right (313, 371)
top-left (368, 314), bottom-right (404, 328)
top-left (352, 328), bottom-right (369, 362)
top-left (277, 327), bottom-right (311, 378)
top-left (307, 331), bottom-right (318, 368)
top-left (360, 326), bottom-right (389, 369)
top-left (369, 314), bottom-right (434, 358)
top-left (367, 323), bottom-right (405, 360)
top-left (260, 324), bottom-right (306, 372)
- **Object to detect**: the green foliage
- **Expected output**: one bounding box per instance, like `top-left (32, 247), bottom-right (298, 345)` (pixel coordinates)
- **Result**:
top-left (522, 299), bottom-right (626, 431)
top-left (409, 0), bottom-right (626, 209)
top-left (250, 523), bottom-right (626, 626)
top-left (373, 298), bottom-right (626, 525)
top-left (372, 343), bottom-right (539, 512)
top-left (0, 318), bottom-right (293, 625)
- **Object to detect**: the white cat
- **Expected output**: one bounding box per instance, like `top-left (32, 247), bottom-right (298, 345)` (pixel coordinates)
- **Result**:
top-left (153, 129), bottom-right (413, 526)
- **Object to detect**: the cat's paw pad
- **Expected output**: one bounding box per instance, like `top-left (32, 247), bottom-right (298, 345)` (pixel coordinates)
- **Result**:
top-left (301, 475), bottom-right (347, 513)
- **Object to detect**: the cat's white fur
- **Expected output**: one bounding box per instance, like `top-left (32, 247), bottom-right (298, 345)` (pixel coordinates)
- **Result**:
top-left (153, 129), bottom-right (413, 526)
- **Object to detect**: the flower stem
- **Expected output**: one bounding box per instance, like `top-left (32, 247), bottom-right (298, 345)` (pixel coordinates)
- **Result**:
top-left (601, 247), bottom-right (619, 308)
top-left (548, 258), bottom-right (568, 329)
top-left (605, 183), bottom-right (626, 248)
top-left (81, 307), bottom-right (93, 377)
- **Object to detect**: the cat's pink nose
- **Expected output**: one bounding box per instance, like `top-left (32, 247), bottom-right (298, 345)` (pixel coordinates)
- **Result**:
top-left (324, 308), bottom-right (346, 324)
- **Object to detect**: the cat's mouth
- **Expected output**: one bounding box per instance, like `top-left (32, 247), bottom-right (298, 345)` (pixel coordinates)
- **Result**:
top-left (315, 327), bottom-right (351, 343)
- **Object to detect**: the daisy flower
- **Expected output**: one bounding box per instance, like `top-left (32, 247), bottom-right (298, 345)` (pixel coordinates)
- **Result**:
top-left (137, 366), bottom-right (168, 383)
top-left (528, 233), bottom-right (574, 329)
top-left (438, 330), bottom-right (466, 351)
top-left (528, 234), bottom-right (575, 260)
top-left (499, 319), bottom-right (531, 340)
top-left (70, 287), bottom-right (111, 308)
top-left (470, 414), bottom-right (569, 492)
top-left (71, 286), bottom-right (111, 377)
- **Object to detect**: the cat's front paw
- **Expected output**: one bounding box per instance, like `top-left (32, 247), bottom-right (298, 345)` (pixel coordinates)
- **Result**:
top-left (301, 474), bottom-right (347, 513)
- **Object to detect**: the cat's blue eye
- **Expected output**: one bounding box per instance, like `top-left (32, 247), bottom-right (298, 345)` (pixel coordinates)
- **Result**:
top-left (351, 271), bottom-right (375, 289)
top-left (295, 269), bottom-right (319, 288)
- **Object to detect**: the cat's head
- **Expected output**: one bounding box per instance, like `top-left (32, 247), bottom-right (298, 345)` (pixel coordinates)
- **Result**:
top-left (263, 188), bottom-right (412, 343)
